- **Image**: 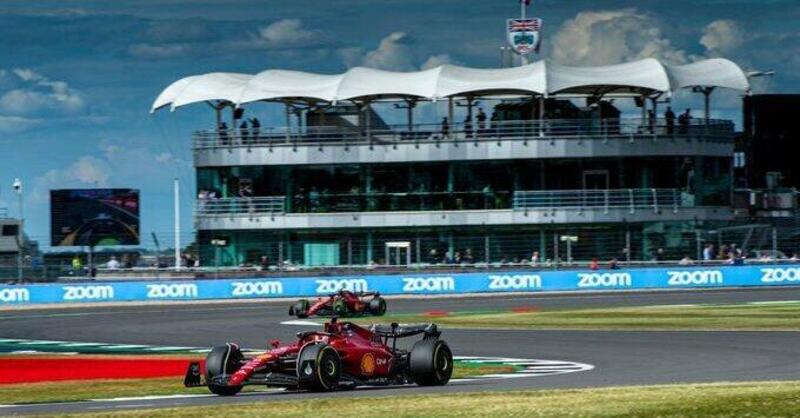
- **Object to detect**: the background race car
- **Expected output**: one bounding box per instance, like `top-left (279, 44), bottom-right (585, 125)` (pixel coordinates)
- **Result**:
top-left (289, 290), bottom-right (387, 318)
top-left (184, 319), bottom-right (452, 394)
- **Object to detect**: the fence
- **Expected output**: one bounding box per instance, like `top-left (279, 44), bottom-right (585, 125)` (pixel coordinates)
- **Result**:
top-left (193, 118), bottom-right (734, 149)
top-left (2, 263), bottom-right (799, 305)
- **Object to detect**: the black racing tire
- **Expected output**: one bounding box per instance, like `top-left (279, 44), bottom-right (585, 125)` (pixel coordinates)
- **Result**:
top-left (205, 344), bottom-right (244, 396)
top-left (409, 339), bottom-right (453, 386)
top-left (368, 297), bottom-right (387, 316)
top-left (296, 343), bottom-right (341, 391)
top-left (333, 299), bottom-right (348, 316)
top-left (291, 299), bottom-right (311, 318)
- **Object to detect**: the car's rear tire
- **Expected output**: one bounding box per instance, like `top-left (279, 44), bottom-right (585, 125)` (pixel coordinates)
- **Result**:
top-left (205, 344), bottom-right (244, 396)
top-left (368, 297), bottom-right (387, 316)
top-left (409, 339), bottom-right (453, 386)
top-left (333, 299), bottom-right (348, 316)
top-left (297, 343), bottom-right (341, 391)
top-left (291, 299), bottom-right (310, 318)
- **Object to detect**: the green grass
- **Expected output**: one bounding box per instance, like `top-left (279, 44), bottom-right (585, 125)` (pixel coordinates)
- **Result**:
top-left (40, 381), bottom-right (800, 418)
top-left (0, 361), bottom-right (515, 405)
top-left (356, 301), bottom-right (800, 331)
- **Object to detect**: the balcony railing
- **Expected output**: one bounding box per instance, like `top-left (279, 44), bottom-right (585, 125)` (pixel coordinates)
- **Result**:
top-left (193, 118), bottom-right (734, 149)
top-left (195, 188), bottom-right (698, 217)
top-left (196, 197), bottom-right (286, 217)
top-left (513, 189), bottom-right (687, 213)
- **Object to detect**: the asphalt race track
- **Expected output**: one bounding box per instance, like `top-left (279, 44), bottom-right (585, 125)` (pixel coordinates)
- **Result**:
top-left (2, 287), bottom-right (800, 415)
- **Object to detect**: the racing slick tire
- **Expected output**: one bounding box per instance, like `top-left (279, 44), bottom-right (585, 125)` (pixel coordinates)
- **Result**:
top-left (205, 344), bottom-right (244, 396)
top-left (297, 343), bottom-right (341, 391)
top-left (409, 339), bottom-right (453, 386)
top-left (368, 296), bottom-right (387, 316)
top-left (333, 299), bottom-right (348, 316)
top-left (290, 299), bottom-right (311, 318)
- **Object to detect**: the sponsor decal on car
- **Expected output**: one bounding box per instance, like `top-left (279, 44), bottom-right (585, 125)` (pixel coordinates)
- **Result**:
top-left (146, 283), bottom-right (198, 299)
top-left (360, 352), bottom-right (376, 375)
top-left (667, 270), bottom-right (723, 286)
top-left (315, 278), bottom-right (369, 294)
top-left (488, 274), bottom-right (542, 290)
top-left (577, 272), bottom-right (632, 288)
top-left (63, 285), bottom-right (115, 301)
top-left (760, 267), bottom-right (800, 283)
top-left (402, 276), bottom-right (455, 292)
top-left (0, 287), bottom-right (30, 303)
top-left (231, 281), bottom-right (284, 297)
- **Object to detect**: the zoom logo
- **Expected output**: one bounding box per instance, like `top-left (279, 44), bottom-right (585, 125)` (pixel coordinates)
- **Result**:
top-left (488, 274), bottom-right (542, 290)
top-left (316, 278), bottom-right (369, 294)
top-left (231, 281), bottom-right (284, 297)
top-left (0, 288), bottom-right (29, 303)
top-left (667, 270), bottom-right (723, 286)
top-left (761, 267), bottom-right (800, 283)
top-left (63, 285), bottom-right (115, 301)
top-left (403, 277), bottom-right (455, 292)
top-left (577, 272), bottom-right (632, 288)
top-left (146, 283), bottom-right (198, 298)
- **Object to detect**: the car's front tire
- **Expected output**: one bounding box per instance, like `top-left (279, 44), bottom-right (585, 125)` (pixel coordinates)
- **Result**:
top-left (290, 299), bottom-right (310, 318)
top-left (368, 296), bottom-right (387, 316)
top-left (205, 344), bottom-right (244, 396)
top-left (297, 343), bottom-right (341, 391)
top-left (409, 339), bottom-right (453, 386)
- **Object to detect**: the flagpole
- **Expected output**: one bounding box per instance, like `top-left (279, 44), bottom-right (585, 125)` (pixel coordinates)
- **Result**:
top-left (520, 1), bottom-right (529, 65)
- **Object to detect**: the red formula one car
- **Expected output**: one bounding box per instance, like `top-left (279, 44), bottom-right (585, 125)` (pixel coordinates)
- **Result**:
top-left (184, 319), bottom-right (452, 394)
top-left (289, 290), bottom-right (387, 318)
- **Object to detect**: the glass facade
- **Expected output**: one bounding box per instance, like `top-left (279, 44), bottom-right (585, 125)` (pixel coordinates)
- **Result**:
top-left (197, 156), bottom-right (732, 213)
top-left (198, 221), bottom-right (725, 267)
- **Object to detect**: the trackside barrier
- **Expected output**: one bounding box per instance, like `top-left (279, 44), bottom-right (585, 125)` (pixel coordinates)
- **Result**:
top-left (1, 264), bottom-right (799, 305)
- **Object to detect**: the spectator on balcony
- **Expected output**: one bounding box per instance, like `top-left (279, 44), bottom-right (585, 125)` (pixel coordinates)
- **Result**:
top-left (463, 248), bottom-right (474, 264)
top-left (703, 243), bottom-right (715, 261)
top-left (665, 107), bottom-right (676, 135)
top-left (249, 117), bottom-right (261, 143)
top-left (530, 250), bottom-right (540, 266)
top-left (678, 108), bottom-right (692, 134)
top-left (476, 108), bottom-right (487, 134)
top-left (428, 249), bottom-right (440, 264)
top-left (464, 115), bottom-right (473, 139)
top-left (651, 247), bottom-right (665, 263)
top-left (259, 255), bottom-right (271, 271)
top-left (218, 122), bottom-right (230, 145)
top-left (608, 257), bottom-right (620, 270)
top-left (441, 117), bottom-right (450, 139)
top-left (589, 258), bottom-right (599, 270)
top-left (239, 119), bottom-right (249, 143)
top-left (122, 254), bottom-right (133, 269)
top-left (647, 109), bottom-right (656, 134)
top-left (106, 256), bottom-right (120, 270)
top-left (309, 187), bottom-right (320, 212)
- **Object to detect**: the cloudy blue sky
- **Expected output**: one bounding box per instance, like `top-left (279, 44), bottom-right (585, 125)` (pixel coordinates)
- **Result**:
top-left (0, 0), bottom-right (797, 249)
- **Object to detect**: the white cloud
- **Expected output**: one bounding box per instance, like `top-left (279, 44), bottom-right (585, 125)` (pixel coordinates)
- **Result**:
top-left (128, 43), bottom-right (188, 59)
top-left (0, 115), bottom-right (41, 133)
top-left (421, 54), bottom-right (453, 70)
top-left (257, 19), bottom-right (318, 45)
top-left (0, 68), bottom-right (85, 117)
top-left (31, 156), bottom-right (111, 203)
top-left (550, 9), bottom-right (690, 66)
top-left (362, 32), bottom-right (417, 71)
top-left (701, 20), bottom-right (747, 56)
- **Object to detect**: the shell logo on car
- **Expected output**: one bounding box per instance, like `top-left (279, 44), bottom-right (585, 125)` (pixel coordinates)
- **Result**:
top-left (360, 353), bottom-right (376, 375)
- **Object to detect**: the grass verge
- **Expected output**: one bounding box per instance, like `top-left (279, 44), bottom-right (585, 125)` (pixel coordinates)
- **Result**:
top-left (356, 301), bottom-right (800, 331)
top-left (0, 361), bottom-right (515, 405)
top-left (37, 381), bottom-right (800, 418)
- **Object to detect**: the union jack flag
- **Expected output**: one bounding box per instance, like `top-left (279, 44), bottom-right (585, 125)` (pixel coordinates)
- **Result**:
top-left (509, 19), bottom-right (540, 32)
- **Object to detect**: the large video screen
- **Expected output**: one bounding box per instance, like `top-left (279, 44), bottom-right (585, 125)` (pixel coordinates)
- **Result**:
top-left (51, 189), bottom-right (140, 247)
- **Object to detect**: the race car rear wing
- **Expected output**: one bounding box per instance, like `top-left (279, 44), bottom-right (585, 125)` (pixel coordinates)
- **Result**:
top-left (370, 323), bottom-right (440, 338)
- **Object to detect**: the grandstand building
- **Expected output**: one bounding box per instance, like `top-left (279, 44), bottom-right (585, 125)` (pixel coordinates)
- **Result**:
top-left (153, 58), bottom-right (750, 266)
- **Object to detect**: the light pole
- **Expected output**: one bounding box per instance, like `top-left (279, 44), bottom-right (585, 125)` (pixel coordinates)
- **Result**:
top-left (12, 178), bottom-right (23, 281)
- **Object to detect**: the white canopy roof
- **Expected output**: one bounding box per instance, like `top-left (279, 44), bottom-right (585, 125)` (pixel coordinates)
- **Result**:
top-left (151, 58), bottom-right (749, 113)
